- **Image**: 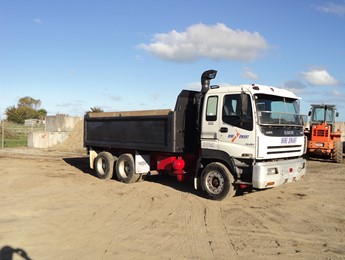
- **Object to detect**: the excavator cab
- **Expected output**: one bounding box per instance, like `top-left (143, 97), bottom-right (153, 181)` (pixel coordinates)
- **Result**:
top-left (306, 104), bottom-right (343, 163)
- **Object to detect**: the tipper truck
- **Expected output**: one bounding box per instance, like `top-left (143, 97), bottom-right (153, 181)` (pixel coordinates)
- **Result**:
top-left (84, 70), bottom-right (307, 200)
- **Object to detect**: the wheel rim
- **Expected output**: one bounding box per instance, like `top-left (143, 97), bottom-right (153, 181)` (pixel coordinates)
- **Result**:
top-left (205, 170), bottom-right (225, 195)
top-left (118, 160), bottom-right (131, 178)
top-left (96, 158), bottom-right (107, 175)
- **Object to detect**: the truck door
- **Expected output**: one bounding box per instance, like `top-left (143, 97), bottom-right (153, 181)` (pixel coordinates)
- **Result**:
top-left (200, 92), bottom-right (255, 158)
top-left (218, 93), bottom-right (255, 158)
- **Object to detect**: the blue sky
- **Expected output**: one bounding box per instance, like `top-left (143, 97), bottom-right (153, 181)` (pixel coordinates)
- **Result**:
top-left (1, 0), bottom-right (345, 121)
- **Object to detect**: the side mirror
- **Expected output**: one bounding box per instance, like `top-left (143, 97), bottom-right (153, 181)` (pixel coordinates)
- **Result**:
top-left (300, 115), bottom-right (307, 125)
top-left (336, 112), bottom-right (339, 117)
top-left (308, 111), bottom-right (311, 116)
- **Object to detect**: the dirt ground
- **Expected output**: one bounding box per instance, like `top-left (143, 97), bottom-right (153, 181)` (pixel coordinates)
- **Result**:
top-left (0, 148), bottom-right (344, 260)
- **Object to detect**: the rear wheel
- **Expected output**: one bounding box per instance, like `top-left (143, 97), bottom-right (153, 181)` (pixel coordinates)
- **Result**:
top-left (116, 153), bottom-right (141, 183)
top-left (94, 152), bottom-right (114, 179)
top-left (200, 162), bottom-right (237, 200)
top-left (334, 141), bottom-right (343, 163)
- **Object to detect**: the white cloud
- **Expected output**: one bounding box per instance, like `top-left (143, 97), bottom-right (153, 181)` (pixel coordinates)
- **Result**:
top-left (301, 69), bottom-right (338, 86)
top-left (331, 89), bottom-right (345, 97)
top-left (102, 89), bottom-right (122, 101)
top-left (241, 67), bottom-right (258, 80)
top-left (135, 54), bottom-right (143, 61)
top-left (314, 89), bottom-right (345, 104)
top-left (138, 23), bottom-right (269, 62)
top-left (54, 100), bottom-right (86, 115)
top-left (149, 93), bottom-right (160, 100)
top-left (313, 1), bottom-right (345, 16)
top-left (283, 80), bottom-right (308, 95)
top-left (108, 95), bottom-right (122, 101)
top-left (185, 82), bottom-right (201, 91)
top-left (284, 80), bottom-right (307, 89)
top-left (56, 100), bottom-right (85, 107)
top-left (34, 18), bottom-right (43, 24)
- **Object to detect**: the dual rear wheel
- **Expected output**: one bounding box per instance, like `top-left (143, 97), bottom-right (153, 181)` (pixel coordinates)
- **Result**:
top-left (94, 152), bottom-right (142, 183)
top-left (94, 152), bottom-right (114, 180)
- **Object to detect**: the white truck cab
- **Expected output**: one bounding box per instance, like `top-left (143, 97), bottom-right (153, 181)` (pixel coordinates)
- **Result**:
top-left (198, 82), bottom-right (306, 197)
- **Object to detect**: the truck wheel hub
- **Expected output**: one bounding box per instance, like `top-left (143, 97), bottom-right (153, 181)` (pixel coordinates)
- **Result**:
top-left (206, 171), bottom-right (224, 194)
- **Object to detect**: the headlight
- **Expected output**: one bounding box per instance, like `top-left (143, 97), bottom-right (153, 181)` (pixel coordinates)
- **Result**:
top-left (267, 167), bottom-right (278, 175)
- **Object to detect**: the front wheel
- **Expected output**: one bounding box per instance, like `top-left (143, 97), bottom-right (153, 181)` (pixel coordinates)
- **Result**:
top-left (200, 162), bottom-right (237, 200)
top-left (334, 141), bottom-right (343, 163)
top-left (116, 153), bottom-right (141, 183)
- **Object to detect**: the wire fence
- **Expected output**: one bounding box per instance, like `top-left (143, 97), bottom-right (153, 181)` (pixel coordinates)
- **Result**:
top-left (0, 121), bottom-right (45, 148)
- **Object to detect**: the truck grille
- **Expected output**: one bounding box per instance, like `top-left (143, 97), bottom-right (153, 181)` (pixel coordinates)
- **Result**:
top-left (313, 129), bottom-right (328, 137)
top-left (266, 145), bottom-right (302, 154)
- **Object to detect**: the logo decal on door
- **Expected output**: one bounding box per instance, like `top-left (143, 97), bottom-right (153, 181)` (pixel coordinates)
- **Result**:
top-left (228, 130), bottom-right (249, 142)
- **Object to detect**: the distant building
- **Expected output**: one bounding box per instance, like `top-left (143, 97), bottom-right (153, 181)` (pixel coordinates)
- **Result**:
top-left (24, 119), bottom-right (45, 127)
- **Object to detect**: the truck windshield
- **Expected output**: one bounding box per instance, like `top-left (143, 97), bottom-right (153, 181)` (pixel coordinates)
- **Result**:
top-left (254, 94), bottom-right (302, 126)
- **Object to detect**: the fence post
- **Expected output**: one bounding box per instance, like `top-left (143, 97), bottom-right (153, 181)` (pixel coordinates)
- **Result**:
top-left (1, 120), bottom-right (4, 148)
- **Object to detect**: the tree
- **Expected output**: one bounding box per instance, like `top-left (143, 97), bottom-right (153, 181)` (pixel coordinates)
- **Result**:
top-left (36, 109), bottom-right (47, 120)
top-left (5, 96), bottom-right (47, 123)
top-left (18, 96), bottom-right (41, 110)
top-left (85, 107), bottom-right (104, 116)
top-left (90, 107), bottom-right (104, 113)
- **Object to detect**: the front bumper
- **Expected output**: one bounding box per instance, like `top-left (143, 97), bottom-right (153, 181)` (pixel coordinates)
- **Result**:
top-left (252, 157), bottom-right (306, 189)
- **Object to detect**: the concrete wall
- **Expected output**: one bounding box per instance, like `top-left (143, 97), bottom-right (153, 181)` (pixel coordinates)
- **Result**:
top-left (335, 122), bottom-right (345, 152)
top-left (45, 116), bottom-right (82, 132)
top-left (28, 131), bottom-right (70, 148)
top-left (28, 116), bottom-right (82, 148)
top-left (335, 122), bottom-right (345, 142)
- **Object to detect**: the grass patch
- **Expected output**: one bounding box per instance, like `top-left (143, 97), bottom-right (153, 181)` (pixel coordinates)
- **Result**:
top-left (0, 121), bottom-right (44, 148)
top-left (2, 135), bottom-right (27, 147)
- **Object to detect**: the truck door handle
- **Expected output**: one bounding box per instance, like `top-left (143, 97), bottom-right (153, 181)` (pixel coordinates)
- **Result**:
top-left (219, 127), bottom-right (228, 133)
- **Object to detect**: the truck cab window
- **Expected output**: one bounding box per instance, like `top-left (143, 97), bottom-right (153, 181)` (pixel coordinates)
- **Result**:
top-left (222, 94), bottom-right (253, 131)
top-left (206, 96), bottom-right (218, 121)
top-left (312, 107), bottom-right (333, 122)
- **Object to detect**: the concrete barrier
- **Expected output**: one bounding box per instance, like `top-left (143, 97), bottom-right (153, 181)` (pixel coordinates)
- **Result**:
top-left (335, 122), bottom-right (345, 153)
top-left (45, 115), bottom-right (82, 132)
top-left (28, 131), bottom-right (70, 148)
top-left (335, 122), bottom-right (345, 141)
top-left (28, 116), bottom-right (82, 148)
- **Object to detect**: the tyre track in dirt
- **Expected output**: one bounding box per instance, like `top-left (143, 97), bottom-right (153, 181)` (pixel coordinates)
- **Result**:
top-left (74, 180), bottom-right (190, 259)
top-left (217, 178), bottom-right (345, 259)
top-left (203, 203), bottom-right (239, 258)
top-left (170, 194), bottom-right (239, 259)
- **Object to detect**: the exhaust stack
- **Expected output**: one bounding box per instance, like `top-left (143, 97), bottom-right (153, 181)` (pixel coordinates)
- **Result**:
top-left (201, 70), bottom-right (217, 93)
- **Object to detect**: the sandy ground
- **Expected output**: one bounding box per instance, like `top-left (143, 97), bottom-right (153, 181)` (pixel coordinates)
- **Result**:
top-left (0, 148), bottom-right (344, 260)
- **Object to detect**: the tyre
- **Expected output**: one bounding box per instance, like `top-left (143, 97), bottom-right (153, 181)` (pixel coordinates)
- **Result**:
top-left (94, 152), bottom-right (115, 179)
top-left (334, 141), bottom-right (343, 163)
top-left (200, 162), bottom-right (237, 200)
top-left (116, 153), bottom-right (141, 183)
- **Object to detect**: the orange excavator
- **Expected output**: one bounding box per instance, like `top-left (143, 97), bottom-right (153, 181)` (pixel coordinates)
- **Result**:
top-left (305, 104), bottom-right (343, 163)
